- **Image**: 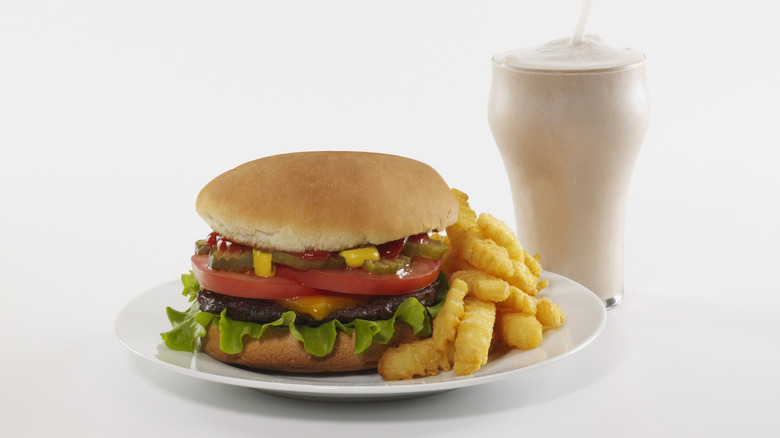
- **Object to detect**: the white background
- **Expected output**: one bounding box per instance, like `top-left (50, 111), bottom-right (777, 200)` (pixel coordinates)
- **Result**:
top-left (1, 1), bottom-right (778, 437)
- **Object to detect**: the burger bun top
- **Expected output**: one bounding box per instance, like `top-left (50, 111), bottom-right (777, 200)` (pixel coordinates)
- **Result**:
top-left (195, 151), bottom-right (458, 252)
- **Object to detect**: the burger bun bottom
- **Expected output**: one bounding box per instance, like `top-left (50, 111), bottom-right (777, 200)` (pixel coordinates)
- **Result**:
top-left (201, 322), bottom-right (418, 373)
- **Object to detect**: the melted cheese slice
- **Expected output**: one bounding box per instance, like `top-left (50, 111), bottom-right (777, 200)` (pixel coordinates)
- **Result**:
top-left (275, 295), bottom-right (371, 321)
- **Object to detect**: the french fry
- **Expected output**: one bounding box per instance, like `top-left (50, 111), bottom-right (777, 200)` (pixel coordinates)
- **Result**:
top-left (460, 233), bottom-right (515, 279)
top-left (446, 190), bottom-right (479, 246)
top-left (453, 297), bottom-right (496, 375)
top-left (500, 312), bottom-right (543, 350)
top-left (503, 258), bottom-right (538, 296)
top-left (536, 297), bottom-right (566, 329)
top-left (439, 249), bottom-right (476, 279)
top-left (499, 285), bottom-right (537, 316)
top-left (438, 343), bottom-right (455, 372)
top-left (525, 252), bottom-right (543, 278)
top-left (450, 269), bottom-right (510, 302)
top-left (432, 279), bottom-right (468, 352)
top-left (477, 213), bottom-right (523, 261)
top-left (451, 188), bottom-right (478, 224)
top-left (378, 338), bottom-right (442, 381)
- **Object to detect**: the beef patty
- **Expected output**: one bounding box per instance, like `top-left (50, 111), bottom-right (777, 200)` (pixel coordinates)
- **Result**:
top-left (197, 278), bottom-right (440, 327)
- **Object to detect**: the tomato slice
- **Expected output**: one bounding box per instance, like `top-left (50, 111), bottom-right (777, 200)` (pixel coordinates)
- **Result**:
top-left (276, 256), bottom-right (441, 295)
top-left (190, 254), bottom-right (323, 299)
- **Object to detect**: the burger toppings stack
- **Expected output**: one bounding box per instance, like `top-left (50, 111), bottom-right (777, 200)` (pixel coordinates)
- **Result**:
top-left (162, 151), bottom-right (459, 373)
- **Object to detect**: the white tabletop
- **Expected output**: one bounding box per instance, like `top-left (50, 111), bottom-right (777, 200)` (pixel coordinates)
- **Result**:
top-left (2, 1), bottom-right (778, 437)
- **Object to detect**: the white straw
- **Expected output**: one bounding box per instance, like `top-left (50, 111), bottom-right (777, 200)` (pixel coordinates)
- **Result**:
top-left (570, 0), bottom-right (594, 44)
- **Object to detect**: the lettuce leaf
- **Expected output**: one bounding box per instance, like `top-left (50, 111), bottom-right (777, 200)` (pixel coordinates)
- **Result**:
top-left (352, 297), bottom-right (427, 354)
top-left (160, 271), bottom-right (451, 358)
top-left (160, 300), bottom-right (213, 351)
top-left (289, 319), bottom-right (348, 357)
top-left (181, 270), bottom-right (200, 301)
top-left (216, 309), bottom-right (296, 354)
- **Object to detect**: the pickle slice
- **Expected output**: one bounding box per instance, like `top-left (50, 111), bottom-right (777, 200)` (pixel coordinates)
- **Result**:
top-left (402, 239), bottom-right (448, 260)
top-left (361, 255), bottom-right (411, 274)
top-left (194, 239), bottom-right (209, 255)
top-left (208, 247), bottom-right (254, 272)
top-left (272, 252), bottom-right (346, 270)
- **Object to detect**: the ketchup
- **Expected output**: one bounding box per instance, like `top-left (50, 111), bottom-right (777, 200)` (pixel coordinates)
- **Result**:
top-left (204, 232), bottom-right (251, 252)
top-left (377, 237), bottom-right (407, 259)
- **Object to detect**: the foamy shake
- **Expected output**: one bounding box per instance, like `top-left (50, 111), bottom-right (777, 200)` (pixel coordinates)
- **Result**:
top-left (488, 35), bottom-right (650, 308)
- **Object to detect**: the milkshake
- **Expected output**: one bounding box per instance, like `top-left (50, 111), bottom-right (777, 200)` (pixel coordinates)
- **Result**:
top-left (487, 35), bottom-right (650, 308)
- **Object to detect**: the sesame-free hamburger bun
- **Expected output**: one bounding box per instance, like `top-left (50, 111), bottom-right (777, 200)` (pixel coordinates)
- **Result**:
top-left (173, 151), bottom-right (458, 374)
top-left (195, 151), bottom-right (459, 252)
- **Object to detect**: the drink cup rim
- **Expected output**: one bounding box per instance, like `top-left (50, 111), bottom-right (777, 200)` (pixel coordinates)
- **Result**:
top-left (491, 54), bottom-right (646, 75)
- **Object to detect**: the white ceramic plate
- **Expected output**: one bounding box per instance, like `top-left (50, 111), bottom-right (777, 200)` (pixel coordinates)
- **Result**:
top-left (116, 271), bottom-right (606, 402)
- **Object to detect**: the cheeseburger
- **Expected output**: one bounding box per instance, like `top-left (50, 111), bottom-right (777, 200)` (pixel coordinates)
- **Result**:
top-left (161, 151), bottom-right (459, 373)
